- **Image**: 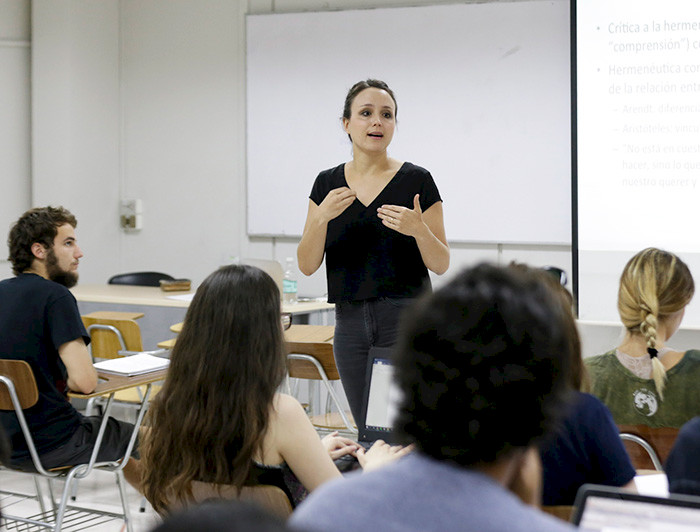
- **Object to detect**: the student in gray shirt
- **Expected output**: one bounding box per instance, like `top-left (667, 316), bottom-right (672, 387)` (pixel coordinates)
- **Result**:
top-left (291, 263), bottom-right (577, 532)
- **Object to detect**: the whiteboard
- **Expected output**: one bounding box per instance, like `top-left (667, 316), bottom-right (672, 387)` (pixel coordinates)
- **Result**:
top-left (246, 1), bottom-right (571, 243)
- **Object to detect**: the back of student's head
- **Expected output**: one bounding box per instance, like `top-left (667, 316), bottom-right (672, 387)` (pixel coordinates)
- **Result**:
top-left (393, 263), bottom-right (573, 466)
top-left (7, 206), bottom-right (77, 275)
top-left (141, 264), bottom-right (287, 513)
top-left (618, 248), bottom-right (694, 399)
top-left (151, 500), bottom-right (292, 532)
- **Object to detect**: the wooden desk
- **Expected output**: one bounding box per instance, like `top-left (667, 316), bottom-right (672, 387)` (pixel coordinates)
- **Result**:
top-left (285, 325), bottom-right (334, 344)
top-left (68, 368), bottom-right (169, 400)
top-left (161, 324), bottom-right (334, 350)
top-left (71, 284), bottom-right (334, 315)
top-left (71, 284), bottom-right (194, 309)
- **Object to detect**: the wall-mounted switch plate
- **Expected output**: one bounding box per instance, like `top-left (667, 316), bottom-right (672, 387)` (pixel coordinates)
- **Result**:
top-left (120, 199), bottom-right (143, 232)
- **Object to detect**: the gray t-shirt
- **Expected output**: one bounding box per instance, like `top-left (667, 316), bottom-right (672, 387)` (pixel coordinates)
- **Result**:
top-left (290, 453), bottom-right (575, 532)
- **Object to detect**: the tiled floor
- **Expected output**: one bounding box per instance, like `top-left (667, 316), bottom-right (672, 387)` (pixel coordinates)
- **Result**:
top-left (0, 467), bottom-right (164, 531)
top-left (0, 468), bottom-right (163, 531)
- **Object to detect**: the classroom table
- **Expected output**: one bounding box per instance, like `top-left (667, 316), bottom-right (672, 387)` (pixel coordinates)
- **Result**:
top-left (70, 284), bottom-right (334, 314)
top-left (69, 366), bottom-right (169, 400)
top-left (71, 284), bottom-right (334, 350)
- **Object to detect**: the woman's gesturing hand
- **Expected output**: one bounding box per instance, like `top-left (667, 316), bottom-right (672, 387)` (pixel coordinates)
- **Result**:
top-left (377, 194), bottom-right (424, 237)
top-left (318, 187), bottom-right (357, 224)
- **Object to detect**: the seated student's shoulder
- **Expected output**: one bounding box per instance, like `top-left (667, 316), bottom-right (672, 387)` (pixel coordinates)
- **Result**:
top-left (578, 391), bottom-right (610, 412)
top-left (666, 417), bottom-right (700, 496)
top-left (272, 393), bottom-right (305, 415)
top-left (1, 274), bottom-right (71, 304)
top-left (583, 350), bottom-right (616, 371)
top-left (270, 394), bottom-right (310, 428)
top-left (681, 349), bottom-right (700, 364)
top-left (289, 468), bottom-right (382, 532)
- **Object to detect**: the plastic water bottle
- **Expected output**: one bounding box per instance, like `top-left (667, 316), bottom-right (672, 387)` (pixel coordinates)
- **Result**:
top-left (283, 257), bottom-right (298, 304)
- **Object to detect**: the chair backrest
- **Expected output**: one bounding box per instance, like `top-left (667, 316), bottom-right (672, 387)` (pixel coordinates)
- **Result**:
top-left (0, 359), bottom-right (39, 410)
top-left (168, 481), bottom-right (293, 520)
top-left (108, 271), bottom-right (175, 287)
top-left (285, 325), bottom-right (338, 380)
top-left (618, 424), bottom-right (680, 470)
top-left (82, 314), bottom-right (144, 359)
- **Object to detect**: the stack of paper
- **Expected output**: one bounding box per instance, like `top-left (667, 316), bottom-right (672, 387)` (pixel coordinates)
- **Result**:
top-left (94, 353), bottom-right (170, 377)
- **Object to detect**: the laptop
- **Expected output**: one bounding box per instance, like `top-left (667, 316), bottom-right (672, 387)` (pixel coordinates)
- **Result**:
top-left (572, 484), bottom-right (700, 531)
top-left (357, 346), bottom-right (401, 448)
top-left (238, 258), bottom-right (284, 295)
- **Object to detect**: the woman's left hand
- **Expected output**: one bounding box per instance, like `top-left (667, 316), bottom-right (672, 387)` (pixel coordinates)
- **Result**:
top-left (321, 431), bottom-right (360, 460)
top-left (377, 194), bottom-right (425, 238)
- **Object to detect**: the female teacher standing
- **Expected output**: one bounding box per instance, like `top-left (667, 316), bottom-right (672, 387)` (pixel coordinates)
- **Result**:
top-left (297, 79), bottom-right (450, 424)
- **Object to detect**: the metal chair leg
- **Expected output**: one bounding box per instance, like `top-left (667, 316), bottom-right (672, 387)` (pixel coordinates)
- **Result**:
top-left (116, 470), bottom-right (134, 532)
top-left (33, 476), bottom-right (49, 514)
top-left (47, 477), bottom-right (59, 512)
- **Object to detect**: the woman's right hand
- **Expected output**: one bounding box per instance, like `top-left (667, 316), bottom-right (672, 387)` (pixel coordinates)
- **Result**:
top-left (298, 187), bottom-right (356, 276)
top-left (356, 440), bottom-right (413, 472)
top-left (317, 187), bottom-right (356, 223)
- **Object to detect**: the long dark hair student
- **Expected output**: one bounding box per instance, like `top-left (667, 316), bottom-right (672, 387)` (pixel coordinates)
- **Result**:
top-left (297, 78), bottom-right (450, 424)
top-left (141, 265), bottom-right (286, 511)
top-left (586, 247), bottom-right (700, 428)
top-left (141, 265), bottom-right (404, 513)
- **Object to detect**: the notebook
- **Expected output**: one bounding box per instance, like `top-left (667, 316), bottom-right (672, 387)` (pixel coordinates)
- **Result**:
top-left (357, 346), bottom-right (400, 447)
top-left (572, 484), bottom-right (700, 531)
top-left (93, 353), bottom-right (170, 377)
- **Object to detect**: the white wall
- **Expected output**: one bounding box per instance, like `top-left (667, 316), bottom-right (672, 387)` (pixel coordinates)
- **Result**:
top-left (28, 0), bottom-right (571, 293)
top-left (31, 0), bottom-right (245, 285)
top-left (0, 0), bottom-right (31, 279)
top-left (32, 0), bottom-right (122, 284)
top-left (20, 0), bottom-right (700, 362)
top-left (32, 0), bottom-right (668, 351)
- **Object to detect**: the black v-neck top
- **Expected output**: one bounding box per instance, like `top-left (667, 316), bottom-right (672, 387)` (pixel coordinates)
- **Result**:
top-left (309, 162), bottom-right (442, 303)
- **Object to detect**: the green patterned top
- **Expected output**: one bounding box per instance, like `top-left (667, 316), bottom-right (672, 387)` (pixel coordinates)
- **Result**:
top-left (585, 349), bottom-right (700, 428)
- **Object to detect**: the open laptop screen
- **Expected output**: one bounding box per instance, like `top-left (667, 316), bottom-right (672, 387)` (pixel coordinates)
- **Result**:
top-left (364, 357), bottom-right (398, 434)
top-left (358, 347), bottom-right (402, 443)
top-left (573, 485), bottom-right (700, 532)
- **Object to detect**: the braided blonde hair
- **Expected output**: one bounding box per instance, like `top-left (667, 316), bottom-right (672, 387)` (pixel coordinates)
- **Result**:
top-left (618, 248), bottom-right (694, 400)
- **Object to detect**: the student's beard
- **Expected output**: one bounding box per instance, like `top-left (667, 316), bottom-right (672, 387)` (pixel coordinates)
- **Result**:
top-left (46, 248), bottom-right (79, 288)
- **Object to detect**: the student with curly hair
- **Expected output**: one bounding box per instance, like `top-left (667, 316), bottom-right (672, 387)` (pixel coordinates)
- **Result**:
top-left (292, 264), bottom-right (576, 532)
top-left (586, 248), bottom-right (700, 427)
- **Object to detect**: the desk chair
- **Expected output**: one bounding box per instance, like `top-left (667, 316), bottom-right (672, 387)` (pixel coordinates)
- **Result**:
top-left (81, 311), bottom-right (167, 414)
top-left (82, 311), bottom-right (145, 359)
top-left (155, 322), bottom-right (184, 350)
top-left (285, 325), bottom-right (356, 436)
top-left (108, 271), bottom-right (175, 287)
top-left (618, 424), bottom-right (679, 471)
top-left (80, 312), bottom-right (166, 511)
top-left (0, 360), bottom-right (141, 532)
top-left (165, 481), bottom-right (293, 520)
